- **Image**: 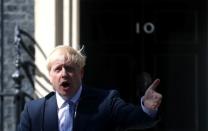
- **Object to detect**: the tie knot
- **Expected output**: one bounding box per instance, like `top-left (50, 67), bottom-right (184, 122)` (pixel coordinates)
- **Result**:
top-left (67, 100), bottom-right (76, 116)
top-left (67, 100), bottom-right (75, 106)
top-left (67, 101), bottom-right (76, 112)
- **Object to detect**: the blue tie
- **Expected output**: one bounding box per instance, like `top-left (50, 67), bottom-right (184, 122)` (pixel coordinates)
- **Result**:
top-left (68, 101), bottom-right (75, 131)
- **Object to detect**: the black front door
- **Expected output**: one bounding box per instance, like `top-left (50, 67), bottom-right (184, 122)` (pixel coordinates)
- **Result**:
top-left (80, 0), bottom-right (207, 130)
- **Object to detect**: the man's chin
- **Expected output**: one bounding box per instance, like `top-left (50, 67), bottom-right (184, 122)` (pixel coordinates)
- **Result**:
top-left (62, 88), bottom-right (74, 96)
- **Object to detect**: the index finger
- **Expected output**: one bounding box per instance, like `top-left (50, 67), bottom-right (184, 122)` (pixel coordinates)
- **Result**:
top-left (148, 78), bottom-right (160, 90)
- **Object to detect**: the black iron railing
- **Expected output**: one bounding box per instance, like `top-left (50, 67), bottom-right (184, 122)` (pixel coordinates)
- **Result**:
top-left (0, 25), bottom-right (35, 131)
top-left (0, 0), bottom-right (4, 130)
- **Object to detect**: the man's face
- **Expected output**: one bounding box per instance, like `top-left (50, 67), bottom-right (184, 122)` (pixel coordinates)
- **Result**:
top-left (49, 51), bottom-right (84, 98)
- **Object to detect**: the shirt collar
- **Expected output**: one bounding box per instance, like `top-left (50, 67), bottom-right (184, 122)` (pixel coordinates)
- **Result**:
top-left (56, 85), bottom-right (83, 109)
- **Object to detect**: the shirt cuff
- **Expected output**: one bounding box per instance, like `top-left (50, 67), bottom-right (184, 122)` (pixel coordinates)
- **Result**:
top-left (141, 96), bottom-right (158, 118)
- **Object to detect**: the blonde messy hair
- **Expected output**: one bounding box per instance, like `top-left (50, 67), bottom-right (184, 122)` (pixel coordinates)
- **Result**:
top-left (46, 45), bottom-right (86, 71)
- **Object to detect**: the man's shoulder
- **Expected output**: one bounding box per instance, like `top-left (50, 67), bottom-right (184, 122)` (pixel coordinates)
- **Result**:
top-left (26, 92), bottom-right (55, 108)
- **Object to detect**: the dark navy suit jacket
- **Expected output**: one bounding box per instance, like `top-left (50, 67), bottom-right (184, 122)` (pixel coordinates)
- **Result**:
top-left (18, 87), bottom-right (159, 131)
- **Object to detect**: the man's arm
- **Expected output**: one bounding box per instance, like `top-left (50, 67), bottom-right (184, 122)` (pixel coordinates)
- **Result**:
top-left (109, 90), bottom-right (160, 130)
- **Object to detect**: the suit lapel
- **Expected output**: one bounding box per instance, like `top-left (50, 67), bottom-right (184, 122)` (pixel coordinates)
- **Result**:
top-left (74, 87), bottom-right (93, 131)
top-left (41, 88), bottom-right (99, 131)
top-left (44, 94), bottom-right (59, 131)
top-left (74, 87), bottom-right (101, 131)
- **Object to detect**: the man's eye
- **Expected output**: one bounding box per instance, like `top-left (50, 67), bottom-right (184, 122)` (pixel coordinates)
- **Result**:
top-left (54, 67), bottom-right (61, 72)
top-left (65, 67), bottom-right (75, 72)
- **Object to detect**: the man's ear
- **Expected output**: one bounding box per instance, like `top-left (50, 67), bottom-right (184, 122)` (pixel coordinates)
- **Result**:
top-left (48, 72), bottom-right (52, 83)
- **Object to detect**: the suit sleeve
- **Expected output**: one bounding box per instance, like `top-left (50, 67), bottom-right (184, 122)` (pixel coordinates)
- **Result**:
top-left (109, 90), bottom-right (159, 130)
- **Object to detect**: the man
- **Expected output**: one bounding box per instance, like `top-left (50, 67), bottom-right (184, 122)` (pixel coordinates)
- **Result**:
top-left (18, 45), bottom-right (162, 131)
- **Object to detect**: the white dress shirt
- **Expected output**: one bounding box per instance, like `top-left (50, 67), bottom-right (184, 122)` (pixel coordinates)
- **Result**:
top-left (56, 86), bottom-right (82, 131)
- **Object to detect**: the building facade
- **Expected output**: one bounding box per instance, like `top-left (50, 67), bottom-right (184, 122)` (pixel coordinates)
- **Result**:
top-left (0, 0), bottom-right (208, 131)
top-left (0, 0), bottom-right (34, 131)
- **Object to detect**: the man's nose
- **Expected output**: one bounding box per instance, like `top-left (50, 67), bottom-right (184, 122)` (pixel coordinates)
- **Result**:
top-left (61, 68), bottom-right (67, 76)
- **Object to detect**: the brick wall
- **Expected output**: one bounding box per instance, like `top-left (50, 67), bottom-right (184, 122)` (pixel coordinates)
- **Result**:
top-left (0, 0), bottom-right (34, 131)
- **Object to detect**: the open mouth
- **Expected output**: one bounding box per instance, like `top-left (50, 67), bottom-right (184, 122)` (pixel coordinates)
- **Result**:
top-left (60, 81), bottom-right (70, 88)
